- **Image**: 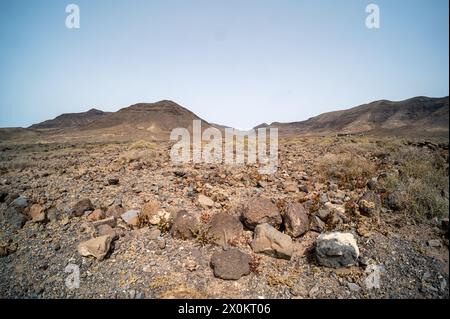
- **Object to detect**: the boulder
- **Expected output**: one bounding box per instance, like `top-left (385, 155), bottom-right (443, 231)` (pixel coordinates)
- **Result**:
top-left (107, 205), bottom-right (125, 218)
top-left (121, 210), bottom-right (140, 226)
top-left (358, 191), bottom-right (381, 217)
top-left (198, 194), bottom-right (214, 208)
top-left (87, 209), bottom-right (105, 222)
top-left (208, 213), bottom-right (243, 245)
top-left (5, 206), bottom-right (27, 229)
top-left (210, 249), bottom-right (251, 280)
top-left (11, 196), bottom-right (29, 209)
top-left (77, 235), bottom-right (113, 260)
top-left (4, 198), bottom-right (29, 229)
top-left (282, 203), bottom-right (309, 237)
top-left (29, 204), bottom-right (46, 222)
top-left (72, 199), bottom-right (94, 217)
top-left (241, 197), bottom-right (282, 230)
top-left (315, 232), bottom-right (360, 268)
top-left (251, 223), bottom-right (293, 260)
top-left (170, 210), bottom-right (198, 240)
top-left (310, 215), bottom-right (326, 232)
top-left (96, 224), bottom-right (118, 239)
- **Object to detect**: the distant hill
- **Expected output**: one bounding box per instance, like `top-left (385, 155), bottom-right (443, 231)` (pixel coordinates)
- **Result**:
top-left (258, 96), bottom-right (449, 136)
top-left (1, 96), bottom-right (448, 143)
top-left (79, 100), bottom-right (209, 133)
top-left (29, 108), bottom-right (109, 130)
top-left (23, 100), bottom-right (212, 142)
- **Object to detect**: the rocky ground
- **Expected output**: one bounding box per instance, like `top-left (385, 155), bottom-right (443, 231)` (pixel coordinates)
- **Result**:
top-left (0, 136), bottom-right (448, 299)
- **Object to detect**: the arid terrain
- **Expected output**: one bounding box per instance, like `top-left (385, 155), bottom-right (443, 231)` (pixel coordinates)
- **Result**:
top-left (0, 97), bottom-right (448, 299)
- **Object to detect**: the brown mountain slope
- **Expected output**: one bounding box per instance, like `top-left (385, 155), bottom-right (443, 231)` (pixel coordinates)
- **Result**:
top-left (3, 96), bottom-right (448, 144)
top-left (29, 108), bottom-right (109, 131)
top-left (265, 96), bottom-right (449, 136)
top-left (23, 100), bottom-right (212, 142)
top-left (80, 100), bottom-right (209, 133)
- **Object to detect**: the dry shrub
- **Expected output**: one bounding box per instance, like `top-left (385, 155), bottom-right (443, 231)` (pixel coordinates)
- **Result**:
top-left (317, 153), bottom-right (376, 185)
top-left (382, 147), bottom-right (449, 220)
top-left (191, 223), bottom-right (212, 246)
top-left (156, 216), bottom-right (173, 233)
top-left (266, 272), bottom-right (297, 288)
top-left (249, 255), bottom-right (262, 274)
top-left (128, 140), bottom-right (157, 150)
top-left (118, 140), bottom-right (158, 164)
top-left (119, 149), bottom-right (156, 164)
top-left (200, 211), bottom-right (212, 224)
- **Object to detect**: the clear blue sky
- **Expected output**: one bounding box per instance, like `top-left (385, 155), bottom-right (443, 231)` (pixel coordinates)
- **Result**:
top-left (0, 0), bottom-right (448, 129)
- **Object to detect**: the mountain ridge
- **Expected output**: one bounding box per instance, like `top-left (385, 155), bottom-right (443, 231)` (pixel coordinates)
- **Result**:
top-left (2, 96), bottom-right (447, 143)
top-left (257, 96), bottom-right (449, 136)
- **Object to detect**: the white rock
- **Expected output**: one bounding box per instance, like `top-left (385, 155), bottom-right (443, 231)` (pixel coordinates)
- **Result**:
top-left (316, 232), bottom-right (360, 268)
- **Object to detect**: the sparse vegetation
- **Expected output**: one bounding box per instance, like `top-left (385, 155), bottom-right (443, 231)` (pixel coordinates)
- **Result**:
top-left (118, 140), bottom-right (158, 164)
top-left (191, 223), bottom-right (212, 246)
top-left (249, 254), bottom-right (262, 274)
top-left (128, 140), bottom-right (157, 150)
top-left (119, 149), bottom-right (156, 164)
top-left (266, 271), bottom-right (297, 288)
top-left (156, 216), bottom-right (173, 234)
top-left (381, 147), bottom-right (449, 220)
top-left (317, 152), bottom-right (376, 186)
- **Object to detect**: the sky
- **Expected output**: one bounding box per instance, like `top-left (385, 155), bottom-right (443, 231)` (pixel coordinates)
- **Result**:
top-left (0, 0), bottom-right (448, 130)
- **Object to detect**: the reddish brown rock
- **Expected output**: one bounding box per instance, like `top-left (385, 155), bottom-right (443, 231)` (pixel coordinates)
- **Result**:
top-left (208, 213), bottom-right (243, 246)
top-left (29, 204), bottom-right (46, 222)
top-left (210, 249), bottom-right (251, 280)
top-left (107, 205), bottom-right (125, 218)
top-left (241, 197), bottom-right (282, 230)
top-left (282, 203), bottom-right (310, 238)
top-left (87, 209), bottom-right (105, 222)
top-left (170, 210), bottom-right (198, 240)
top-left (77, 235), bottom-right (114, 260)
top-left (72, 199), bottom-right (94, 217)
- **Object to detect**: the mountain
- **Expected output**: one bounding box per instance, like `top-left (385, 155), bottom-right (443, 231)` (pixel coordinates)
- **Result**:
top-left (259, 96), bottom-right (449, 136)
top-left (80, 100), bottom-right (209, 133)
top-left (29, 108), bottom-right (109, 130)
top-left (24, 100), bottom-right (211, 142)
top-left (1, 96), bottom-right (448, 143)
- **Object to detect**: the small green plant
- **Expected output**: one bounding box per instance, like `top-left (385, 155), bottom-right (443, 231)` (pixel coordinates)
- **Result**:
top-left (191, 223), bottom-right (211, 246)
top-left (157, 216), bottom-right (173, 233)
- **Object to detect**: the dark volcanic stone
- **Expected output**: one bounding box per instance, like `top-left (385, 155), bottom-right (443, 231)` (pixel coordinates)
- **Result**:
top-left (241, 197), bottom-right (282, 230)
top-left (208, 213), bottom-right (243, 246)
top-left (210, 249), bottom-right (251, 280)
top-left (170, 210), bottom-right (198, 240)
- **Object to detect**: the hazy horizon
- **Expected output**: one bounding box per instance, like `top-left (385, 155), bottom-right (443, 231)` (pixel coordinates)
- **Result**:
top-left (1, 0), bottom-right (449, 130)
